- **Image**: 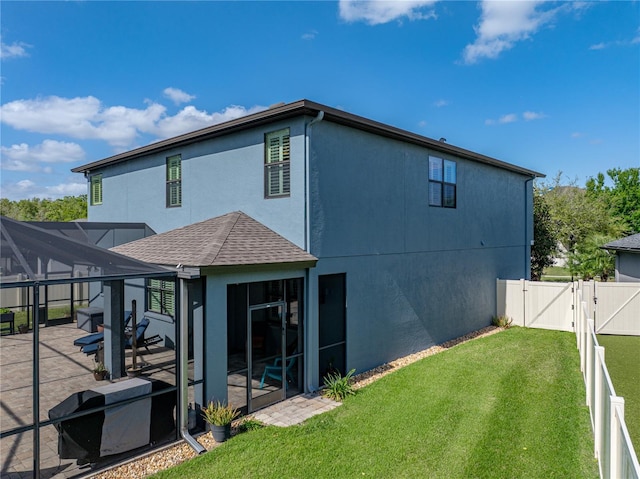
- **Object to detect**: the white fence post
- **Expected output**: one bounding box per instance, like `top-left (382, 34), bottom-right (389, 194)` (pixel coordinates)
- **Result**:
top-left (610, 396), bottom-right (625, 479)
top-left (594, 343), bottom-right (604, 461)
top-left (585, 320), bottom-right (594, 408)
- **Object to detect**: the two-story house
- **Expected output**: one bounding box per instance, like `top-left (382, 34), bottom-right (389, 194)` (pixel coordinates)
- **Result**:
top-left (72, 99), bottom-right (542, 413)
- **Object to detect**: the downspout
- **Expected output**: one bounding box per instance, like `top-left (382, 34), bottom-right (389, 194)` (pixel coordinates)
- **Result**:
top-left (179, 278), bottom-right (206, 454)
top-left (304, 110), bottom-right (324, 252)
top-left (304, 111), bottom-right (324, 394)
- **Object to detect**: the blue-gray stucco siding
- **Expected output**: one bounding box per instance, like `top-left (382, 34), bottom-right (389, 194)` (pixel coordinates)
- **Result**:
top-left (88, 118), bottom-right (307, 247)
top-left (84, 114), bottom-right (534, 393)
top-left (308, 121), bottom-right (532, 373)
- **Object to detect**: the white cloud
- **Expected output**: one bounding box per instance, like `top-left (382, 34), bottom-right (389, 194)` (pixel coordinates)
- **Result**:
top-left (418, 120), bottom-right (427, 127)
top-left (571, 132), bottom-right (583, 139)
top-left (302, 30), bottom-right (318, 40)
top-left (486, 110), bottom-right (547, 125)
top-left (338, 0), bottom-right (437, 25)
top-left (523, 111), bottom-right (546, 121)
top-left (154, 104), bottom-right (268, 138)
top-left (589, 32), bottom-right (640, 50)
top-left (462, 1), bottom-right (580, 64)
top-left (163, 87), bottom-right (196, 105)
top-left (1, 140), bottom-right (85, 172)
top-left (499, 113), bottom-right (518, 124)
top-left (0, 178), bottom-right (87, 200)
top-left (0, 39), bottom-right (31, 59)
top-left (0, 95), bottom-right (267, 149)
top-left (434, 99), bottom-right (449, 108)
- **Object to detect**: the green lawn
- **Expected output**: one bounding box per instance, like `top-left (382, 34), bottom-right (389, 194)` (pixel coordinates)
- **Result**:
top-left (1, 304), bottom-right (85, 332)
top-left (597, 334), bottom-right (640, 450)
top-left (154, 328), bottom-right (598, 479)
top-left (542, 266), bottom-right (572, 282)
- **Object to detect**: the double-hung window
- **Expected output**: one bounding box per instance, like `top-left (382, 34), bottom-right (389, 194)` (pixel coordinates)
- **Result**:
top-left (166, 154), bottom-right (182, 207)
top-left (147, 279), bottom-right (175, 317)
top-left (90, 174), bottom-right (103, 205)
top-left (265, 128), bottom-right (290, 197)
top-left (429, 156), bottom-right (456, 208)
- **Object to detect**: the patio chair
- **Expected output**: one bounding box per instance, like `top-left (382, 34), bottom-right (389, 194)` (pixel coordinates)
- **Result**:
top-left (81, 314), bottom-right (161, 356)
top-left (73, 311), bottom-right (132, 348)
top-left (125, 317), bottom-right (162, 352)
top-left (259, 354), bottom-right (297, 389)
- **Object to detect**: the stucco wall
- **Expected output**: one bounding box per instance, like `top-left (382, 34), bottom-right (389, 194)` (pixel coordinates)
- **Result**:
top-left (85, 119), bottom-right (307, 247)
top-left (204, 268), bottom-right (309, 404)
top-left (309, 121), bottom-right (533, 373)
top-left (616, 252), bottom-right (640, 282)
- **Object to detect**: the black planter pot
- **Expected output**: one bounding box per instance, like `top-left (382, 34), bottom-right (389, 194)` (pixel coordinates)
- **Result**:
top-left (209, 423), bottom-right (231, 442)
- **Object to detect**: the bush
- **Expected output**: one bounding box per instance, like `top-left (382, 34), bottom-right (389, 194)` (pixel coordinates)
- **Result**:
top-left (201, 400), bottom-right (240, 426)
top-left (322, 369), bottom-right (356, 401)
top-left (492, 315), bottom-right (513, 329)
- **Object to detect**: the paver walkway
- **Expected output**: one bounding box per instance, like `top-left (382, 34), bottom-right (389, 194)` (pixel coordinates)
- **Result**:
top-left (251, 393), bottom-right (340, 426)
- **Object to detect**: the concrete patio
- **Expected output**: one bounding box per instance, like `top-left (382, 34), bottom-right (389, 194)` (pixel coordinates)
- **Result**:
top-left (0, 321), bottom-right (179, 479)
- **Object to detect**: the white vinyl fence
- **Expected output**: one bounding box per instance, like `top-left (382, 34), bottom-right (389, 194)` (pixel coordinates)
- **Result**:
top-left (0, 282), bottom-right (89, 318)
top-left (498, 279), bottom-right (640, 478)
top-left (576, 288), bottom-right (640, 479)
top-left (496, 280), bottom-right (640, 335)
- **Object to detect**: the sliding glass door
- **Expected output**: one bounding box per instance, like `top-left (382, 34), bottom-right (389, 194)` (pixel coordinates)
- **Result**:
top-left (227, 278), bottom-right (304, 413)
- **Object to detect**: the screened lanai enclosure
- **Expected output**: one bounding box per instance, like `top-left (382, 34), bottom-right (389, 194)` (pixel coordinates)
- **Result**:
top-left (0, 216), bottom-right (197, 479)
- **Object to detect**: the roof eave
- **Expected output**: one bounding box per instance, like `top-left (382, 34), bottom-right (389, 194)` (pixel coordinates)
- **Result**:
top-left (72, 99), bottom-right (544, 178)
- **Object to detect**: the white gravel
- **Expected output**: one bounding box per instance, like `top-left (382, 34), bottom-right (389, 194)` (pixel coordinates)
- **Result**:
top-left (91, 325), bottom-right (503, 478)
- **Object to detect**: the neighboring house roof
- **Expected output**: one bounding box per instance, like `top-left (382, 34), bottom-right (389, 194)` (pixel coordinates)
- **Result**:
top-left (111, 211), bottom-right (318, 269)
top-left (72, 99), bottom-right (544, 178)
top-left (602, 233), bottom-right (640, 253)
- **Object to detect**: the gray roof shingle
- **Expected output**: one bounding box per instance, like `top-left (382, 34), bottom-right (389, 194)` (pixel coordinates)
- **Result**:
top-left (111, 212), bottom-right (317, 268)
top-left (602, 233), bottom-right (640, 252)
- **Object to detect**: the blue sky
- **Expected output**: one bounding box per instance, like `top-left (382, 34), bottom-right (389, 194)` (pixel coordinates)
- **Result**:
top-left (1, 0), bottom-right (638, 200)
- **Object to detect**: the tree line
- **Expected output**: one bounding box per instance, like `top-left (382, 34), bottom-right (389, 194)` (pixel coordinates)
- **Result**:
top-left (0, 195), bottom-right (87, 222)
top-left (2, 168), bottom-right (638, 282)
top-left (532, 167), bottom-right (640, 281)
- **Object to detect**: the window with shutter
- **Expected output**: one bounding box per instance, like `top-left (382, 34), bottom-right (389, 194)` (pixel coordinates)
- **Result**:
top-left (90, 174), bottom-right (103, 206)
top-left (147, 279), bottom-right (175, 317)
top-left (429, 156), bottom-right (456, 208)
top-left (166, 155), bottom-right (182, 207)
top-left (265, 128), bottom-right (290, 197)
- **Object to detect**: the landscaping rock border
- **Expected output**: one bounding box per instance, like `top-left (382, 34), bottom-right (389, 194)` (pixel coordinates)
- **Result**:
top-left (91, 325), bottom-right (503, 479)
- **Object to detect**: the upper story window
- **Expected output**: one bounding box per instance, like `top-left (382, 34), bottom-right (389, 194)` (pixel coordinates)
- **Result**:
top-left (166, 154), bottom-right (182, 207)
top-left (429, 156), bottom-right (456, 208)
top-left (265, 128), bottom-right (290, 198)
top-left (90, 174), bottom-right (103, 206)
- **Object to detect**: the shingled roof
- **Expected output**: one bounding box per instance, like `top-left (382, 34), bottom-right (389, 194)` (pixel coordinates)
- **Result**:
top-left (110, 211), bottom-right (317, 269)
top-left (602, 233), bottom-right (640, 253)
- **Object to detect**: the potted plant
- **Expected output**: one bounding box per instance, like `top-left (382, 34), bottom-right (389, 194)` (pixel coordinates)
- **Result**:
top-left (92, 362), bottom-right (109, 381)
top-left (201, 400), bottom-right (239, 442)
